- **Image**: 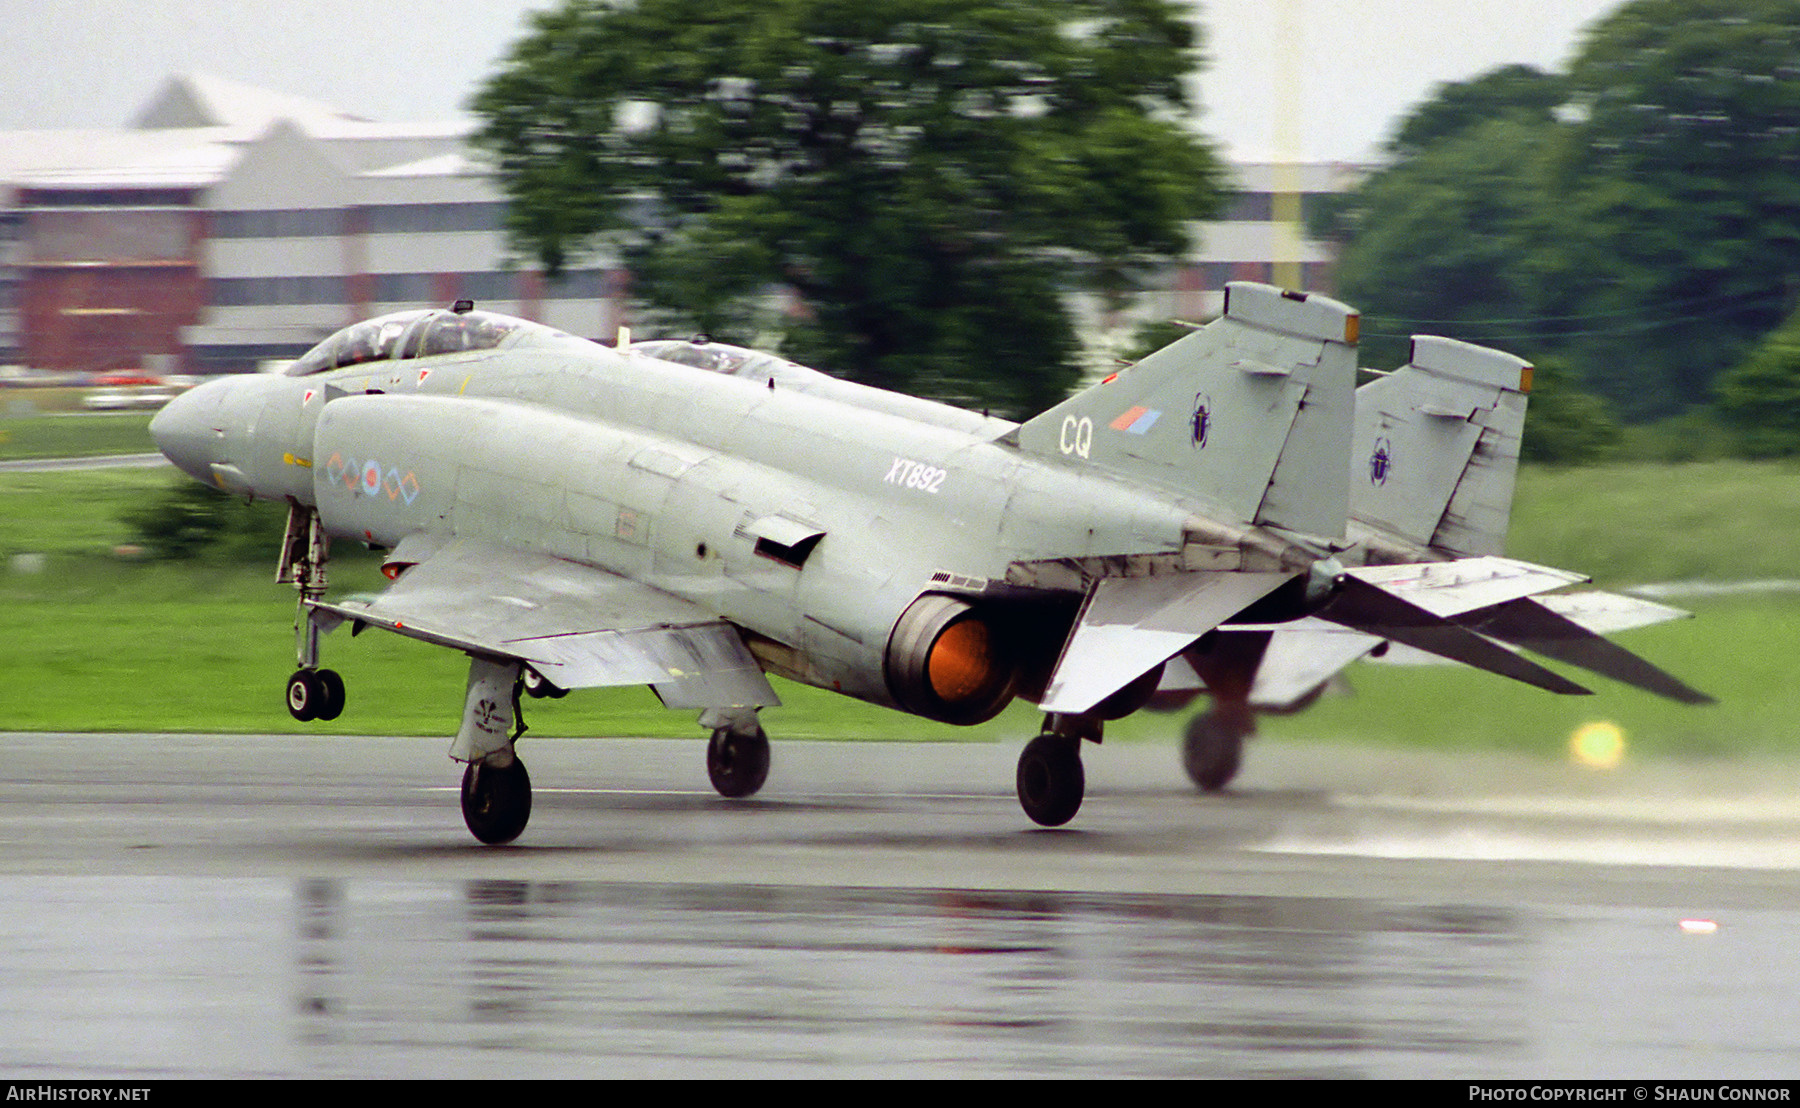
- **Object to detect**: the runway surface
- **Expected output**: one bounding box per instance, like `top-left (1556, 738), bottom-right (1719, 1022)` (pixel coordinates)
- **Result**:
top-left (4, 731), bottom-right (1799, 1078)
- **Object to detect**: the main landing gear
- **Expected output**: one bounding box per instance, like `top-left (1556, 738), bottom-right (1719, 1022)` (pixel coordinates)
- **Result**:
top-left (1181, 707), bottom-right (1249, 792)
top-left (700, 707), bottom-right (771, 799)
top-left (461, 755), bottom-right (532, 846)
top-left (1175, 630), bottom-right (1274, 794)
top-left (1014, 663), bottom-right (1163, 827)
top-left (1017, 732), bottom-right (1085, 826)
top-left (1016, 713), bottom-right (1102, 827)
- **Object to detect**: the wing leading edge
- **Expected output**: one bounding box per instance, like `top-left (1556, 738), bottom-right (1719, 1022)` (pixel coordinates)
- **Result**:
top-left (308, 537), bottom-right (778, 710)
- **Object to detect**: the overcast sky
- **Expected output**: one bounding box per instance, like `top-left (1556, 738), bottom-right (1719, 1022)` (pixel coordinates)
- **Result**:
top-left (0, 0), bottom-right (1626, 162)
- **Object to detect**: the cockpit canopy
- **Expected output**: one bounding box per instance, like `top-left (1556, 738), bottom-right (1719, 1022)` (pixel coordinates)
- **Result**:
top-left (631, 338), bottom-right (811, 381)
top-left (285, 305), bottom-right (533, 377)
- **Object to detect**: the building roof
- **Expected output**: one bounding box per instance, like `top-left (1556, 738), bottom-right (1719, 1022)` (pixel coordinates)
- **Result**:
top-left (131, 73), bottom-right (367, 132)
top-left (0, 126), bottom-right (243, 191)
top-left (0, 74), bottom-right (475, 198)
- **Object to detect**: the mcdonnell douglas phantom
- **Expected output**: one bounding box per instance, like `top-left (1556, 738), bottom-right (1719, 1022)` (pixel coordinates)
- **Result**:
top-left (150, 285), bottom-right (1710, 844)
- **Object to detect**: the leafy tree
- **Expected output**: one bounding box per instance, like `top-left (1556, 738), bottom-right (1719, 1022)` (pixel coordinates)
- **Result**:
top-left (1715, 302), bottom-right (1800, 457)
top-left (1328, 1), bottom-right (1800, 426)
top-left (1518, 359), bottom-right (1621, 465)
top-left (1539, 0), bottom-right (1800, 419)
top-left (121, 481), bottom-right (284, 561)
top-left (470, 0), bottom-right (1223, 417)
top-left (1330, 116), bottom-right (1559, 372)
top-left (1385, 64), bottom-right (1570, 159)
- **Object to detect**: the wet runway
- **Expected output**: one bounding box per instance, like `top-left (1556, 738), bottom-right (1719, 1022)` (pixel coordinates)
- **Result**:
top-left (4, 732), bottom-right (1799, 1078)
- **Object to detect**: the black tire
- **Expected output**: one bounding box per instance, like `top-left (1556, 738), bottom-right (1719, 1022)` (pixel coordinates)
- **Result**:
top-left (285, 669), bottom-right (323, 722)
top-left (522, 667), bottom-right (567, 699)
top-left (706, 727), bottom-right (770, 799)
top-left (1182, 709), bottom-right (1247, 792)
top-left (1016, 733), bottom-right (1084, 827)
top-left (315, 669), bottom-right (346, 722)
top-left (461, 758), bottom-right (532, 845)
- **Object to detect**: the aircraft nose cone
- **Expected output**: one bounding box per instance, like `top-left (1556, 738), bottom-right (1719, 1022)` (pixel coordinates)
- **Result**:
top-left (149, 377), bottom-right (227, 484)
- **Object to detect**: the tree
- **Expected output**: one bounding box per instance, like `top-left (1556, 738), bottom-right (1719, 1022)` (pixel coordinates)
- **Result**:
top-left (470, 0), bottom-right (1223, 418)
top-left (1329, 115), bottom-right (1559, 372)
top-left (1518, 359), bottom-right (1621, 465)
top-left (1540, 0), bottom-right (1800, 420)
top-left (121, 481), bottom-right (285, 561)
top-left (1385, 64), bottom-right (1570, 159)
top-left (1715, 303), bottom-right (1800, 458)
top-left (1327, 1), bottom-right (1800, 424)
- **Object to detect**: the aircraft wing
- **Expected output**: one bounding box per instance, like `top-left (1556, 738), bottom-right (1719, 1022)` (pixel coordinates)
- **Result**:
top-left (1038, 571), bottom-right (1293, 714)
top-left (307, 537), bottom-right (778, 710)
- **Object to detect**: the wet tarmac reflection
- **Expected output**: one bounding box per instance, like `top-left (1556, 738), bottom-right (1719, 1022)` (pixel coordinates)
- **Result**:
top-left (289, 880), bottom-right (1528, 1078)
top-left (7, 876), bottom-right (1794, 1078)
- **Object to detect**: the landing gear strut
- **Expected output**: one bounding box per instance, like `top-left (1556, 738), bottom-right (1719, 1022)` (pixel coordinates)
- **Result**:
top-left (279, 505), bottom-right (345, 722)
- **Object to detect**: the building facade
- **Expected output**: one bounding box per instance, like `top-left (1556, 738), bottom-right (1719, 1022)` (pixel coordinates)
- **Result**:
top-left (0, 75), bottom-right (1358, 376)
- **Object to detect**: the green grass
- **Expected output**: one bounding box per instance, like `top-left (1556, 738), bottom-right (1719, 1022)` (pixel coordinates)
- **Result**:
top-left (1251, 594), bottom-right (1793, 760)
top-left (0, 462), bottom-right (1792, 755)
top-left (0, 410), bottom-right (156, 460)
top-left (1509, 460), bottom-right (1800, 586)
top-left (0, 467), bottom-right (177, 556)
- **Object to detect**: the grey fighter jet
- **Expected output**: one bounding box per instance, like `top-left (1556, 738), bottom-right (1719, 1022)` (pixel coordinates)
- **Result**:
top-left (150, 286), bottom-right (1709, 844)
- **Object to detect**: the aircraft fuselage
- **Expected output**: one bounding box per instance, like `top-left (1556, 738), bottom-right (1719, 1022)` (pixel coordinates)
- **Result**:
top-left (159, 325), bottom-right (1203, 715)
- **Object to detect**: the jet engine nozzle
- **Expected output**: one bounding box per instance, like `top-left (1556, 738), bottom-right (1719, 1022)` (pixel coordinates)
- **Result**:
top-left (884, 593), bottom-right (1019, 725)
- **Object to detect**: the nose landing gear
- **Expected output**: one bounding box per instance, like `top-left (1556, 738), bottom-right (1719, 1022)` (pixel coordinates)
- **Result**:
top-left (279, 506), bottom-right (348, 723)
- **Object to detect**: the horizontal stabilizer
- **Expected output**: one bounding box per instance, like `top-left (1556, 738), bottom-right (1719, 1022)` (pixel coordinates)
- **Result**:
top-left (1316, 574), bottom-right (1590, 696)
top-left (1536, 590), bottom-right (1693, 635)
top-left (1345, 556), bottom-right (1586, 617)
top-left (1040, 570), bottom-right (1292, 714)
top-left (1458, 597), bottom-right (1714, 705)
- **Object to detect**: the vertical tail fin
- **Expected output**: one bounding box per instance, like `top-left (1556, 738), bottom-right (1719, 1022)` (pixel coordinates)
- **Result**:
top-left (1351, 336), bottom-right (1531, 557)
top-left (1011, 283), bottom-right (1360, 541)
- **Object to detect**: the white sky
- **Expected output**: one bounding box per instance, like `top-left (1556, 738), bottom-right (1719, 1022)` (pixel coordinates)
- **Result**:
top-left (0, 0), bottom-right (1626, 162)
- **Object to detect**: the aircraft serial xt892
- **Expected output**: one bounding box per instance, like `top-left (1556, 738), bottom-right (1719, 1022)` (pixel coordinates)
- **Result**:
top-left (150, 284), bottom-right (1709, 844)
